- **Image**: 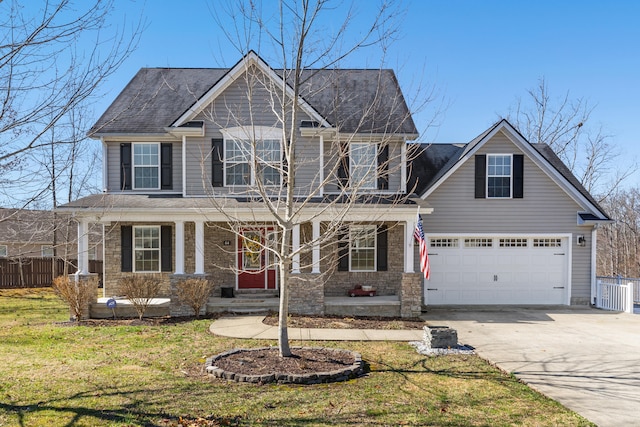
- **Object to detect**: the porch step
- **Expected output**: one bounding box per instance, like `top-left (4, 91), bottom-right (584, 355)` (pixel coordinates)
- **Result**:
top-left (207, 291), bottom-right (280, 314)
top-left (234, 289), bottom-right (279, 299)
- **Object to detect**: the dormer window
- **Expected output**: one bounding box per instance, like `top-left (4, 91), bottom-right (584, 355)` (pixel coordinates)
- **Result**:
top-left (487, 154), bottom-right (511, 198)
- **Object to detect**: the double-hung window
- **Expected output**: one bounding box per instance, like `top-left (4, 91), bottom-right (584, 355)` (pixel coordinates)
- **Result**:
top-left (133, 143), bottom-right (160, 189)
top-left (223, 127), bottom-right (282, 187)
top-left (350, 143), bottom-right (377, 189)
top-left (134, 226), bottom-right (160, 272)
top-left (350, 225), bottom-right (376, 271)
top-left (487, 154), bottom-right (512, 198)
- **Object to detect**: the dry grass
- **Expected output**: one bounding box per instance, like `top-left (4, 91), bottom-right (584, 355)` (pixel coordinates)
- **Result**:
top-left (0, 288), bottom-right (595, 427)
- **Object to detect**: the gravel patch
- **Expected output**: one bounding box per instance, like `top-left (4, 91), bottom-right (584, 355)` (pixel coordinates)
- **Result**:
top-left (409, 341), bottom-right (475, 356)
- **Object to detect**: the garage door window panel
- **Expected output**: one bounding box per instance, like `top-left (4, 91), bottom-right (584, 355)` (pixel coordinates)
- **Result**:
top-left (464, 238), bottom-right (493, 248)
top-left (499, 238), bottom-right (528, 247)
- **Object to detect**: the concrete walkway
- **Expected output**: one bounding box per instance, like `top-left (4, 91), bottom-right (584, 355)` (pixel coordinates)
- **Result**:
top-left (421, 307), bottom-right (640, 427)
top-left (209, 315), bottom-right (424, 341)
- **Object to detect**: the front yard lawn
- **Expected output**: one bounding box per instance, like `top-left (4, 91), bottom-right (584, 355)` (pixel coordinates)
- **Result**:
top-left (0, 288), bottom-right (593, 426)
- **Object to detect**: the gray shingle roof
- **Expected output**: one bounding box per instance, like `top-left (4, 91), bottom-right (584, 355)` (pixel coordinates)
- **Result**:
top-left (90, 66), bottom-right (417, 136)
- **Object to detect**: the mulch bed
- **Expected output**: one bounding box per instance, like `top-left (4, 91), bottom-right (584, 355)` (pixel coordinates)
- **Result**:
top-left (262, 313), bottom-right (427, 330)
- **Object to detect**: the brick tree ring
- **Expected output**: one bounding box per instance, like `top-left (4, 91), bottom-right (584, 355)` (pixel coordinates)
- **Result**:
top-left (205, 347), bottom-right (364, 384)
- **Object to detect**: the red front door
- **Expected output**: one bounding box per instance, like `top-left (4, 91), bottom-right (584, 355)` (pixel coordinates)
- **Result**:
top-left (237, 228), bottom-right (278, 289)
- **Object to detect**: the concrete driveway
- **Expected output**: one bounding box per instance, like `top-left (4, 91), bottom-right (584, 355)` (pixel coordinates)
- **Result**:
top-left (421, 307), bottom-right (640, 427)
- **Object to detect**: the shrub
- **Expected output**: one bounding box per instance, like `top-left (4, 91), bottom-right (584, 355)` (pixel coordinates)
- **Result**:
top-left (176, 278), bottom-right (214, 318)
top-left (119, 275), bottom-right (162, 320)
top-left (52, 275), bottom-right (97, 321)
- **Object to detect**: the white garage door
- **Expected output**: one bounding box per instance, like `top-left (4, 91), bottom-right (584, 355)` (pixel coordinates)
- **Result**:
top-left (425, 236), bottom-right (569, 305)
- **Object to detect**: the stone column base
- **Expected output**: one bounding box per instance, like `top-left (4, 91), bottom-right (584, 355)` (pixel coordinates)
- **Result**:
top-left (400, 272), bottom-right (422, 318)
top-left (75, 273), bottom-right (99, 320)
top-left (288, 273), bottom-right (324, 316)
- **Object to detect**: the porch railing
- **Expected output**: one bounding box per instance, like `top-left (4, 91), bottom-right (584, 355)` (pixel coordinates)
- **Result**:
top-left (595, 276), bottom-right (639, 313)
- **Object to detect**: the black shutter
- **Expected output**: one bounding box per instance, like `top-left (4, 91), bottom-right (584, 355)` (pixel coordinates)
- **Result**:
top-left (161, 225), bottom-right (172, 272)
top-left (211, 138), bottom-right (224, 187)
top-left (474, 154), bottom-right (486, 198)
top-left (377, 144), bottom-right (389, 190)
top-left (120, 143), bottom-right (132, 190)
top-left (513, 154), bottom-right (524, 198)
top-left (376, 224), bottom-right (388, 271)
top-left (282, 143), bottom-right (288, 188)
top-left (121, 225), bottom-right (132, 272)
top-left (337, 142), bottom-right (349, 188)
top-left (160, 143), bottom-right (173, 190)
top-left (337, 231), bottom-right (349, 271)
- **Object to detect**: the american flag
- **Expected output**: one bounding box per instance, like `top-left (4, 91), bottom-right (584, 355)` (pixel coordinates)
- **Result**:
top-left (413, 213), bottom-right (430, 280)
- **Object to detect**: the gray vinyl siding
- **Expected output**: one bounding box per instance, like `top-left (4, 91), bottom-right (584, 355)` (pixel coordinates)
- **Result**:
top-left (323, 139), bottom-right (404, 193)
top-left (184, 74), bottom-right (321, 196)
top-left (105, 141), bottom-right (182, 193)
top-left (424, 130), bottom-right (593, 303)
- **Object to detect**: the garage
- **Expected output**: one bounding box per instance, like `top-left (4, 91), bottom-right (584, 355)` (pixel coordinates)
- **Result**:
top-left (424, 235), bottom-right (569, 305)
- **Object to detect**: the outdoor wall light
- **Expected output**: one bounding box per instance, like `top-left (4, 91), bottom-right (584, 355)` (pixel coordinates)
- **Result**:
top-left (576, 235), bottom-right (586, 246)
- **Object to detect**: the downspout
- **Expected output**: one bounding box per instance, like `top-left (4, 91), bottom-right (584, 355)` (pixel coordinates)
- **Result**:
top-left (591, 224), bottom-right (599, 305)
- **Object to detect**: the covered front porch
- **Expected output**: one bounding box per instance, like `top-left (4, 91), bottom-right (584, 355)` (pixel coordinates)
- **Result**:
top-left (70, 196), bottom-right (429, 318)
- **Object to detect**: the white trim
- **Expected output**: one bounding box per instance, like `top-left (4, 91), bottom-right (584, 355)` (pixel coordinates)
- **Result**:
top-left (101, 138), bottom-right (107, 191)
top-left (292, 224), bottom-right (301, 274)
top-left (319, 134), bottom-right (324, 197)
top-left (591, 226), bottom-right (598, 305)
top-left (132, 225), bottom-right (161, 273)
top-left (349, 224), bottom-right (377, 272)
top-left (420, 120), bottom-right (608, 219)
top-left (174, 220), bottom-right (185, 275)
top-left (401, 141), bottom-right (407, 193)
top-left (312, 220), bottom-right (321, 273)
top-left (486, 153), bottom-right (513, 199)
top-left (171, 52), bottom-right (331, 129)
top-left (132, 142), bottom-right (161, 190)
top-left (182, 136), bottom-right (187, 197)
top-left (195, 221), bottom-right (204, 275)
top-left (404, 219), bottom-right (415, 273)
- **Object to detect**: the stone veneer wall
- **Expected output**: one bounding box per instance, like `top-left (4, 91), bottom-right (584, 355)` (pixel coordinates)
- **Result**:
top-left (76, 273), bottom-right (99, 320)
top-left (288, 273), bottom-right (324, 315)
top-left (169, 274), bottom-right (211, 317)
top-left (400, 272), bottom-right (422, 318)
top-left (322, 222), bottom-right (405, 297)
top-left (203, 223), bottom-right (236, 296)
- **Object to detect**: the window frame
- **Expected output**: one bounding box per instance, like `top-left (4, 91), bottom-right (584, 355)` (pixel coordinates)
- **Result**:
top-left (133, 225), bottom-right (161, 273)
top-left (349, 224), bottom-right (377, 272)
top-left (132, 143), bottom-right (161, 190)
top-left (349, 142), bottom-right (377, 189)
top-left (486, 154), bottom-right (512, 198)
top-left (222, 127), bottom-right (282, 187)
top-left (0, 245), bottom-right (7, 257)
top-left (41, 245), bottom-right (54, 257)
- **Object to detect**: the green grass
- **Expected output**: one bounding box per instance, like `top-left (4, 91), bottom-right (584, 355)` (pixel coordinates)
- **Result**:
top-left (0, 288), bottom-right (594, 427)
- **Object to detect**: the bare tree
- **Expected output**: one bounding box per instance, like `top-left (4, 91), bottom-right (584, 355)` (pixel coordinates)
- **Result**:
top-left (506, 77), bottom-right (635, 201)
top-left (0, 0), bottom-right (142, 208)
top-left (203, 0), bottom-right (429, 357)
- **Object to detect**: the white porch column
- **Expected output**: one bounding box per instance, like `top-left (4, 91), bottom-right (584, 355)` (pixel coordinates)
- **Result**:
top-left (195, 220), bottom-right (205, 275)
top-left (292, 224), bottom-right (301, 274)
top-left (77, 219), bottom-right (90, 275)
top-left (174, 220), bottom-right (185, 275)
top-left (312, 220), bottom-right (321, 273)
top-left (404, 219), bottom-right (415, 273)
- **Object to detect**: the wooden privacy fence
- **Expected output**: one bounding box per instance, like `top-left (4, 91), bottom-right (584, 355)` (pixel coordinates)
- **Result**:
top-left (0, 257), bottom-right (103, 288)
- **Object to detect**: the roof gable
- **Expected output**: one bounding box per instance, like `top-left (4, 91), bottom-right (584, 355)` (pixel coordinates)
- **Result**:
top-left (90, 52), bottom-right (418, 137)
top-left (414, 119), bottom-right (610, 220)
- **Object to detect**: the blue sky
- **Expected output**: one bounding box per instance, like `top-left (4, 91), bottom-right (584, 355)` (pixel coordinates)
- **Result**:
top-left (95, 0), bottom-right (638, 179)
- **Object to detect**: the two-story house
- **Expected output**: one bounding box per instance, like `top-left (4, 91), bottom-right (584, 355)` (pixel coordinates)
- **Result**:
top-left (59, 51), bottom-right (610, 318)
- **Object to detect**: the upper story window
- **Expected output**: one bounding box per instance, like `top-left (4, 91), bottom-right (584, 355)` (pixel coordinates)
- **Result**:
top-left (134, 226), bottom-right (160, 272)
top-left (487, 154), bottom-right (511, 198)
top-left (0, 245), bottom-right (7, 257)
top-left (41, 245), bottom-right (54, 257)
top-left (350, 143), bottom-right (377, 189)
top-left (133, 143), bottom-right (160, 189)
top-left (221, 127), bottom-right (282, 187)
top-left (475, 153), bottom-right (523, 199)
